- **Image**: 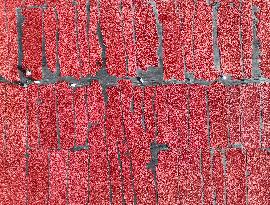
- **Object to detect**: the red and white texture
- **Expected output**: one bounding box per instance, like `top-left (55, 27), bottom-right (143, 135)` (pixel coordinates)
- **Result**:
top-left (0, 1), bottom-right (269, 81)
top-left (0, 1), bottom-right (270, 205)
top-left (0, 82), bottom-right (269, 204)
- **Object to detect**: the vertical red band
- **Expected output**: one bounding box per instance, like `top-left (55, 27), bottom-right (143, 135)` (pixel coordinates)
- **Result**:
top-left (100, 0), bottom-right (126, 77)
top-left (105, 86), bottom-right (125, 204)
top-left (261, 83), bottom-right (270, 148)
top-left (194, 0), bottom-right (218, 81)
top-left (73, 87), bottom-right (88, 146)
top-left (218, 0), bottom-right (242, 79)
top-left (87, 81), bottom-right (110, 204)
top-left (241, 85), bottom-right (260, 150)
top-left (157, 0), bottom-right (185, 81)
top-left (56, 82), bottom-right (75, 149)
top-left (189, 85), bottom-right (208, 149)
top-left (0, 84), bottom-right (6, 153)
top-left (134, 0), bottom-right (158, 70)
top-left (27, 84), bottom-right (39, 149)
top-left (226, 86), bottom-right (241, 146)
top-left (118, 80), bottom-right (136, 204)
top-left (0, 1), bottom-right (10, 81)
top-left (201, 148), bottom-right (212, 205)
top-left (211, 149), bottom-right (226, 205)
top-left (241, 1), bottom-right (252, 78)
top-left (255, 0), bottom-right (270, 78)
top-left (178, 148), bottom-right (202, 204)
top-left (156, 85), bottom-right (185, 204)
top-left (4, 85), bottom-right (27, 204)
top-left (5, 85), bottom-right (26, 152)
top-left (180, 0), bottom-right (194, 76)
top-left (226, 148), bottom-right (246, 205)
top-left (4, 0), bottom-right (21, 81)
top-left (76, 0), bottom-right (91, 77)
top-left (68, 150), bottom-right (89, 204)
top-left (28, 149), bottom-right (49, 204)
top-left (130, 86), bottom-right (156, 204)
top-left (39, 84), bottom-right (57, 149)
top-left (4, 150), bottom-right (27, 204)
top-left (22, 8), bottom-right (42, 80)
top-left (247, 149), bottom-right (270, 204)
top-left (44, 6), bottom-right (57, 73)
top-left (122, 0), bottom-right (137, 77)
top-left (88, 0), bottom-right (103, 76)
top-left (49, 150), bottom-right (69, 205)
top-left (57, 1), bottom-right (79, 78)
top-left (208, 84), bottom-right (228, 148)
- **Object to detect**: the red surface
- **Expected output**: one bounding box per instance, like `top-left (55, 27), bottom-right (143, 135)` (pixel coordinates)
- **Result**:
top-left (261, 83), bottom-right (270, 148)
top-left (156, 85), bottom-right (168, 143)
top-left (0, 151), bottom-right (9, 204)
top-left (247, 149), bottom-right (270, 205)
top-left (157, 0), bottom-right (185, 81)
top-left (218, 0), bottom-right (242, 79)
top-left (211, 149), bottom-right (226, 205)
top-left (22, 0), bottom-right (45, 6)
top-left (118, 80), bottom-right (136, 204)
top-left (134, 0), bottom-right (158, 70)
top-left (5, 85), bottom-right (26, 152)
top-left (0, 1), bottom-right (9, 81)
top-left (144, 86), bottom-right (156, 141)
top-left (121, 0), bottom-right (137, 77)
top-left (3, 0), bottom-right (21, 81)
top-left (255, 0), bottom-right (270, 78)
top-left (189, 85), bottom-right (208, 149)
top-left (39, 84), bottom-right (58, 149)
top-left (87, 0), bottom-right (103, 76)
top-left (1, 85), bottom-right (27, 204)
top-left (87, 81), bottom-right (110, 204)
top-left (208, 84), bottom-right (228, 148)
top-left (27, 84), bottom-right (40, 149)
top-left (22, 8), bottom-right (43, 80)
top-left (0, 82), bottom-right (269, 204)
top-left (181, 0), bottom-right (194, 76)
top-left (56, 82), bottom-right (75, 149)
top-left (0, 84), bottom-right (6, 153)
top-left (105, 86), bottom-right (125, 204)
top-left (100, 0), bottom-right (126, 77)
top-left (68, 150), bottom-right (89, 204)
top-left (57, 0), bottom-right (79, 78)
top-left (156, 85), bottom-right (187, 204)
top-left (87, 80), bottom-right (105, 124)
top-left (44, 6), bottom-right (57, 73)
top-left (1, 150), bottom-right (27, 204)
top-left (76, 0), bottom-right (91, 77)
top-left (88, 123), bottom-right (110, 204)
top-left (49, 149), bottom-right (68, 205)
top-left (226, 85), bottom-right (242, 146)
top-left (178, 148), bottom-right (202, 205)
top-left (201, 148), bottom-right (212, 205)
top-left (2, 1), bottom-right (270, 205)
top-left (0, 0), bottom-right (266, 82)
top-left (167, 84), bottom-right (188, 149)
top-left (226, 148), bottom-right (246, 205)
top-left (130, 86), bottom-right (156, 204)
top-left (241, 0), bottom-right (252, 78)
top-left (241, 85), bottom-right (260, 150)
top-left (194, 0), bottom-right (218, 81)
top-left (73, 87), bottom-right (88, 146)
top-left (28, 149), bottom-right (49, 204)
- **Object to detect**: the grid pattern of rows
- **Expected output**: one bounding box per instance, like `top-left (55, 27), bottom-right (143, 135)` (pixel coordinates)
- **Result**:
top-left (0, 0), bottom-right (270, 205)
top-left (1, 0), bottom-right (270, 82)
top-left (0, 82), bottom-right (269, 204)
